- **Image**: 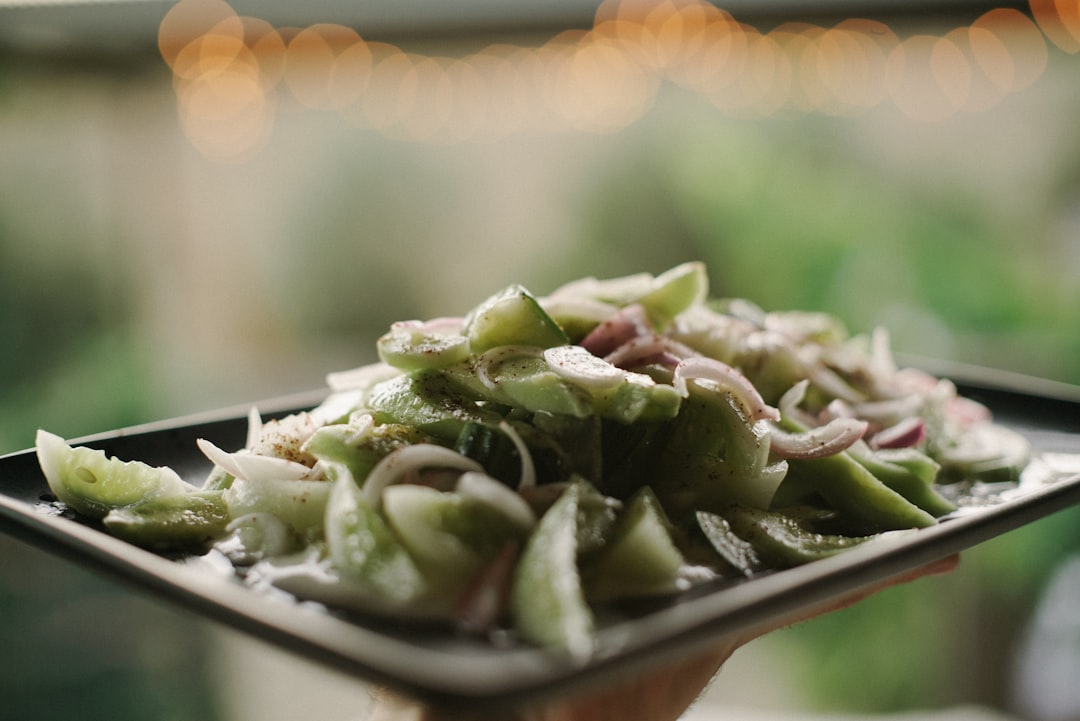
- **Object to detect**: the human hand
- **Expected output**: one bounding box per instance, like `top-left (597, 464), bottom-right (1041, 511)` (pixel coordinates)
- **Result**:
top-left (368, 554), bottom-right (960, 721)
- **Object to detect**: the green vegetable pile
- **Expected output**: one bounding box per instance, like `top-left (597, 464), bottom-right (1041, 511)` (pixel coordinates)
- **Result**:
top-left (35, 263), bottom-right (1029, 659)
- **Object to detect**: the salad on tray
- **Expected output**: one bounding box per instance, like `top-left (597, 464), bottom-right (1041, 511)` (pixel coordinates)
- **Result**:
top-left (35, 262), bottom-right (1030, 659)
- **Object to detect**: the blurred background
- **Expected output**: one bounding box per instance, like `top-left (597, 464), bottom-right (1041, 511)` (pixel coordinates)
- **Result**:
top-left (2, 0), bottom-right (1080, 718)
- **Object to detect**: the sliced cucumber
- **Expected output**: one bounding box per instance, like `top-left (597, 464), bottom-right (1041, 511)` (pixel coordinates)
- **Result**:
top-left (367, 371), bottom-right (501, 441)
top-left (542, 345), bottom-right (683, 423)
top-left (382, 478), bottom-right (532, 594)
top-left (377, 322), bottom-right (471, 372)
top-left (36, 429), bottom-right (194, 519)
top-left (723, 505), bottom-right (882, 567)
top-left (696, 510), bottom-right (763, 577)
top-left (542, 262), bottom-right (707, 330)
top-left (637, 261), bottom-right (708, 328)
top-left (223, 478), bottom-right (331, 539)
top-left (784, 452), bottom-right (937, 532)
top-left (103, 491), bottom-right (230, 550)
top-left (304, 417), bottom-right (428, 486)
top-left (323, 464), bottom-right (428, 604)
top-left (464, 284), bottom-right (569, 353)
top-left (511, 482), bottom-right (594, 659)
top-left (484, 353), bottom-right (593, 418)
top-left (382, 484), bottom-right (486, 592)
top-left (584, 487), bottom-right (685, 602)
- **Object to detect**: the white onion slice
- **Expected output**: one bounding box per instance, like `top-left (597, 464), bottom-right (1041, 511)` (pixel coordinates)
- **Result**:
top-left (362, 444), bottom-right (484, 508)
top-left (456, 471), bottom-right (537, 530)
top-left (868, 417), bottom-right (926, 450)
top-left (768, 417), bottom-right (868, 459)
top-left (749, 460), bottom-right (790, 509)
top-left (473, 346), bottom-right (544, 394)
top-left (307, 391), bottom-right (364, 426)
top-left (498, 421), bottom-right (536, 490)
top-left (851, 395), bottom-right (924, 425)
top-left (410, 316), bottom-right (464, 335)
top-left (217, 512), bottom-right (295, 564)
top-left (806, 362), bottom-right (866, 404)
top-left (673, 356), bottom-right (780, 422)
top-left (824, 398), bottom-right (856, 419)
top-left (196, 438), bottom-right (316, 482)
top-left (326, 362), bottom-right (402, 392)
top-left (543, 345), bottom-right (625, 390)
top-left (868, 326), bottom-right (898, 380)
top-left (775, 380), bottom-right (868, 458)
top-left (245, 407), bottom-right (262, 449)
top-left (777, 380), bottom-right (819, 429)
top-left (248, 412), bottom-right (319, 464)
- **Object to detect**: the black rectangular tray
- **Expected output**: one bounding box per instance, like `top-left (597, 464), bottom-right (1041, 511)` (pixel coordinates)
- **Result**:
top-left (2, 374), bottom-right (1080, 710)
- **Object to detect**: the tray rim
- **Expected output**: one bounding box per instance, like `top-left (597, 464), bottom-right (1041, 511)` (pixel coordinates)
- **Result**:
top-left (3, 370), bottom-right (1080, 709)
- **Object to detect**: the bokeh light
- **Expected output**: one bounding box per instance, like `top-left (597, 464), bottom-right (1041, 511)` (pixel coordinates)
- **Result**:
top-left (1031, 0), bottom-right (1080, 53)
top-left (157, 0), bottom-right (1060, 160)
top-left (283, 24), bottom-right (366, 111)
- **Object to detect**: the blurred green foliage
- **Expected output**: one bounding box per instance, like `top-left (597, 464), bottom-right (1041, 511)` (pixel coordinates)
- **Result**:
top-left (569, 112), bottom-right (1080, 713)
top-left (577, 115), bottom-right (1080, 385)
top-left (0, 535), bottom-right (222, 721)
top-left (0, 130), bottom-right (217, 719)
top-left (771, 506), bottom-right (1080, 712)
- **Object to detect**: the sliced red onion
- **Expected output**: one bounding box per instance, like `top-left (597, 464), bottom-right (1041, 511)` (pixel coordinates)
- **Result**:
top-left (362, 444), bottom-right (484, 508)
top-left (805, 362), bottom-right (866, 404)
top-left (851, 395), bottom-right (924, 425)
top-left (868, 417), bottom-right (926, 450)
top-left (891, 367), bottom-right (941, 395)
top-left (196, 438), bottom-right (317, 482)
top-left (823, 398), bottom-right (856, 419)
top-left (769, 417), bottom-right (869, 459)
top-left (580, 303), bottom-right (652, 357)
top-left (947, 395), bottom-right (992, 428)
top-left (603, 334), bottom-right (699, 370)
top-left (923, 377), bottom-right (991, 428)
top-left (777, 380), bottom-right (819, 429)
top-left (456, 541), bottom-right (519, 635)
top-left (674, 356), bottom-right (780, 422)
top-left (650, 352), bottom-right (684, 370)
